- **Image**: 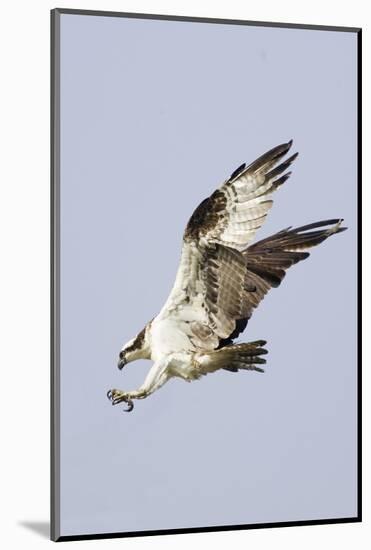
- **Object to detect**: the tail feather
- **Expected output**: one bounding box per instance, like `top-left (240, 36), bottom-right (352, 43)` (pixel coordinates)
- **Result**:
top-left (197, 341), bottom-right (269, 375)
top-left (220, 342), bottom-right (268, 373)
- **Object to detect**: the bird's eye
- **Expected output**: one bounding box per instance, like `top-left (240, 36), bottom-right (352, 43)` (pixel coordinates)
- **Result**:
top-left (119, 351), bottom-right (125, 359)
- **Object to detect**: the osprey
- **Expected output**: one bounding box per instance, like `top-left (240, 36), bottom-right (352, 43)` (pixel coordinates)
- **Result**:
top-left (107, 140), bottom-right (346, 412)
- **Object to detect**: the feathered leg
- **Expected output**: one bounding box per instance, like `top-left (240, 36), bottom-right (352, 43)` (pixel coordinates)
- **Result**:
top-left (107, 358), bottom-right (171, 412)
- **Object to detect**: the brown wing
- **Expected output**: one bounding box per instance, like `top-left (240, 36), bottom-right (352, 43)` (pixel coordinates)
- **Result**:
top-left (216, 219), bottom-right (346, 348)
top-left (161, 142), bottom-right (345, 352)
top-left (179, 140), bottom-right (299, 343)
top-left (184, 140), bottom-right (298, 251)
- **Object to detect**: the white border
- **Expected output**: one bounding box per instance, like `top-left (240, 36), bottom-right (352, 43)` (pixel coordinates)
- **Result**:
top-left (1, 1), bottom-right (367, 549)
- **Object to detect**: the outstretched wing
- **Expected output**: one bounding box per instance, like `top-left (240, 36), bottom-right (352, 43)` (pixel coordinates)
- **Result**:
top-left (217, 219), bottom-right (346, 347)
top-left (184, 140), bottom-right (297, 251)
top-left (159, 141), bottom-right (345, 350)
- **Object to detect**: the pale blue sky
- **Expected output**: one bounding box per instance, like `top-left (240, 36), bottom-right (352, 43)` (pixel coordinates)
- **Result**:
top-left (59, 13), bottom-right (357, 537)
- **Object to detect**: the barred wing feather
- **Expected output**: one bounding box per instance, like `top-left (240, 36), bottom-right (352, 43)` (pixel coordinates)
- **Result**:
top-left (183, 140), bottom-right (297, 250)
top-left (159, 141), bottom-right (345, 349)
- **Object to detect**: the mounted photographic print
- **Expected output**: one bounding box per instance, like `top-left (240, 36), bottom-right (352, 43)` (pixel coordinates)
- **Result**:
top-left (51, 8), bottom-right (361, 542)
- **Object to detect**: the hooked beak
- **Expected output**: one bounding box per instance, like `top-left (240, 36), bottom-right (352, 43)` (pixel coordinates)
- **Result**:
top-left (117, 357), bottom-right (127, 370)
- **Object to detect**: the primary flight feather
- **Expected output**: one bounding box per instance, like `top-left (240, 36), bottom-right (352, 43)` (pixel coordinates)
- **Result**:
top-left (107, 140), bottom-right (346, 412)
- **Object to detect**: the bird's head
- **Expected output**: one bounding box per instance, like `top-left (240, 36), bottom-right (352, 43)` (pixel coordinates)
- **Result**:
top-left (117, 326), bottom-right (150, 369)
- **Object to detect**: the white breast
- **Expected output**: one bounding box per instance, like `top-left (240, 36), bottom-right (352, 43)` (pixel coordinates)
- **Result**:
top-left (149, 317), bottom-right (195, 361)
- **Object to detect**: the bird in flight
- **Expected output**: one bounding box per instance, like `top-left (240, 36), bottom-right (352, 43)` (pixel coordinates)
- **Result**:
top-left (107, 140), bottom-right (346, 412)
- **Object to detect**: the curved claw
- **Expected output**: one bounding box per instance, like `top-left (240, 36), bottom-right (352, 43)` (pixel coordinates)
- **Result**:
top-left (107, 389), bottom-right (113, 401)
top-left (123, 399), bottom-right (134, 412)
top-left (107, 389), bottom-right (134, 412)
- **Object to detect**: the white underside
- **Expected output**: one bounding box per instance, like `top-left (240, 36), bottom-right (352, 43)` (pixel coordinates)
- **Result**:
top-left (144, 239), bottom-right (223, 382)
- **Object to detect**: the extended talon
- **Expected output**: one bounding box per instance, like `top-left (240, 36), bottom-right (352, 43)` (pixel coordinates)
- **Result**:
top-left (107, 389), bottom-right (135, 412)
top-left (123, 399), bottom-right (134, 412)
top-left (107, 388), bottom-right (122, 404)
